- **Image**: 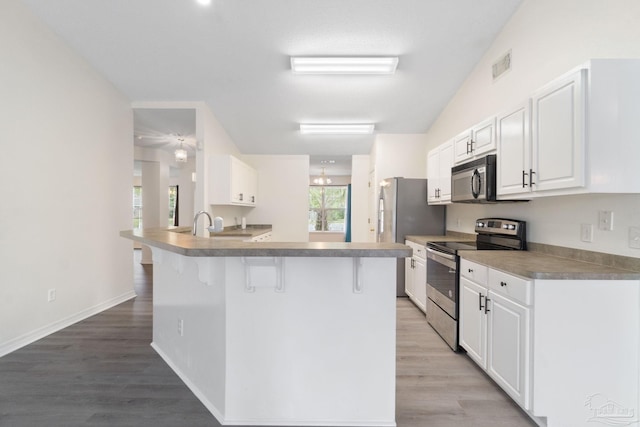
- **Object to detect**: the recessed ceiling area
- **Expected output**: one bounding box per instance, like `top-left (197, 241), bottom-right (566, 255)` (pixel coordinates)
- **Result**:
top-left (22, 0), bottom-right (524, 157)
top-left (309, 155), bottom-right (353, 177)
top-left (133, 108), bottom-right (196, 158)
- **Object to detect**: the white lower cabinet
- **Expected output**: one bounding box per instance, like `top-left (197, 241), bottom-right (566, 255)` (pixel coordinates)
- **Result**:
top-left (404, 240), bottom-right (427, 312)
top-left (459, 276), bottom-right (487, 368)
top-left (459, 256), bottom-right (640, 427)
top-left (459, 259), bottom-right (531, 410)
top-left (486, 291), bottom-right (530, 409)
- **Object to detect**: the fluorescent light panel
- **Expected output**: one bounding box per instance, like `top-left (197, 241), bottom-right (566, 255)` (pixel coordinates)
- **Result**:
top-left (300, 124), bottom-right (375, 135)
top-left (291, 57), bottom-right (398, 75)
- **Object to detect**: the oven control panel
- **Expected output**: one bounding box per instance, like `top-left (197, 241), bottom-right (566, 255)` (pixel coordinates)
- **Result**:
top-left (475, 218), bottom-right (524, 236)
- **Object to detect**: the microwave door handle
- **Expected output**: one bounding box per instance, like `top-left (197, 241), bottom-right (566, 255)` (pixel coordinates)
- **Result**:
top-left (471, 169), bottom-right (481, 199)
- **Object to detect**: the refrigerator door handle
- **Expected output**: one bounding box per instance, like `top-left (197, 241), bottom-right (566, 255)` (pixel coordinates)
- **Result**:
top-left (378, 197), bottom-right (384, 235)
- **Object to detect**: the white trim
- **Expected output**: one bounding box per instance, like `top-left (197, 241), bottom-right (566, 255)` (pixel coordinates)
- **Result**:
top-left (151, 342), bottom-right (226, 423)
top-left (152, 342), bottom-right (396, 427)
top-left (0, 290), bottom-right (137, 358)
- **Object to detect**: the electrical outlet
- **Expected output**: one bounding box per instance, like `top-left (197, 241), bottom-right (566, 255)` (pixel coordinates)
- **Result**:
top-left (47, 289), bottom-right (56, 302)
top-left (598, 210), bottom-right (614, 231)
top-left (177, 318), bottom-right (184, 336)
top-left (580, 224), bottom-right (593, 243)
top-left (630, 227), bottom-right (640, 249)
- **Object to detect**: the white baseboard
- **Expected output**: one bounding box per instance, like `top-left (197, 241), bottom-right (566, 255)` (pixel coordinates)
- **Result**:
top-left (0, 290), bottom-right (137, 358)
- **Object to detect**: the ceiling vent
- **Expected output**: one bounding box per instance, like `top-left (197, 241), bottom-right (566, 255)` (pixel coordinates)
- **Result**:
top-left (492, 50), bottom-right (511, 81)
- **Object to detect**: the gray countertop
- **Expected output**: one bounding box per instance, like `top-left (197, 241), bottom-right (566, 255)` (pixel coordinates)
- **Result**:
top-left (459, 250), bottom-right (640, 280)
top-left (121, 228), bottom-right (411, 258)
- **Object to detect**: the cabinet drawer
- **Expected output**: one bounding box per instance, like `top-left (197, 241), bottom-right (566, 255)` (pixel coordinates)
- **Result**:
top-left (405, 240), bottom-right (426, 260)
top-left (460, 258), bottom-right (488, 285)
top-left (488, 269), bottom-right (532, 306)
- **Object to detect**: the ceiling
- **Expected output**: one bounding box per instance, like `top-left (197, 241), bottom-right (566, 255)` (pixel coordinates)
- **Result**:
top-left (22, 0), bottom-right (523, 164)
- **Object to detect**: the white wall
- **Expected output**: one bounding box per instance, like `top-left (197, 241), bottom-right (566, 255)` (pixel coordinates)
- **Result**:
top-left (425, 0), bottom-right (640, 258)
top-left (0, 0), bottom-right (134, 356)
top-left (351, 155), bottom-right (371, 242)
top-left (371, 133), bottom-right (428, 187)
top-left (244, 155), bottom-right (310, 242)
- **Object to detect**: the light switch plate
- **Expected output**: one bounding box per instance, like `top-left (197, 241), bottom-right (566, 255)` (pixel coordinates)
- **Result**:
top-left (598, 210), bottom-right (614, 231)
top-left (580, 224), bottom-right (593, 242)
top-left (630, 227), bottom-right (640, 249)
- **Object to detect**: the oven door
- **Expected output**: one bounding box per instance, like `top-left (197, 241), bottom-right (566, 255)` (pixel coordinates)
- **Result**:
top-left (425, 247), bottom-right (458, 319)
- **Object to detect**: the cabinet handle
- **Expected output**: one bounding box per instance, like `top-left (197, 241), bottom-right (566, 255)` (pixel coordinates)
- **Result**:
top-left (529, 169), bottom-right (536, 186)
top-left (251, 196), bottom-right (255, 203)
top-left (470, 139), bottom-right (475, 153)
top-left (485, 297), bottom-right (491, 314)
top-left (239, 193), bottom-right (244, 201)
top-left (500, 281), bottom-right (507, 287)
top-left (468, 268), bottom-right (473, 273)
top-left (522, 170), bottom-right (528, 188)
top-left (478, 293), bottom-right (484, 311)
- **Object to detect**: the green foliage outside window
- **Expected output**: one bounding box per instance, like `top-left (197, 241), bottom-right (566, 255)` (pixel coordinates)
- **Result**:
top-left (309, 186), bottom-right (347, 232)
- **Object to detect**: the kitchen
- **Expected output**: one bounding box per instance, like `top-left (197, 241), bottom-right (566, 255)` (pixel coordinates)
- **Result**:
top-left (2, 0), bottom-right (640, 426)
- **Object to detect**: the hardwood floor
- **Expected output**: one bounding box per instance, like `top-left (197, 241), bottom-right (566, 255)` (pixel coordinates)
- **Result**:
top-left (0, 252), bottom-right (535, 426)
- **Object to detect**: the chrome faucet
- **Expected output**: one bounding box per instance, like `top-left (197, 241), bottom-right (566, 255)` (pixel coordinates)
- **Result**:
top-left (193, 210), bottom-right (213, 236)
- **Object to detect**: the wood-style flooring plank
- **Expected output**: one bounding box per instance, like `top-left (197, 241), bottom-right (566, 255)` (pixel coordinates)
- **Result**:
top-left (0, 252), bottom-right (535, 426)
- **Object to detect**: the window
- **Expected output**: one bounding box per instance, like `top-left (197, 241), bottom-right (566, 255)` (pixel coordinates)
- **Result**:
top-left (133, 186), bottom-right (142, 229)
top-left (168, 185), bottom-right (179, 227)
top-left (309, 186), bottom-right (347, 232)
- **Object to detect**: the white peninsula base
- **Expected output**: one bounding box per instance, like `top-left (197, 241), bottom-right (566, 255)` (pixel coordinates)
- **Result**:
top-left (149, 248), bottom-right (397, 426)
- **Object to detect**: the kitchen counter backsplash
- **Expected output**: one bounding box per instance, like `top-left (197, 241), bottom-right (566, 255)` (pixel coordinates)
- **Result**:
top-left (527, 242), bottom-right (640, 273)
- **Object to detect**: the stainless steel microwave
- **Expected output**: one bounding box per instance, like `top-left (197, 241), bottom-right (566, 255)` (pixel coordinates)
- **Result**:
top-left (451, 155), bottom-right (497, 203)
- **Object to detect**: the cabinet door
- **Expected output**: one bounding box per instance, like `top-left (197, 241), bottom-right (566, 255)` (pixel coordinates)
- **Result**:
top-left (438, 141), bottom-right (454, 202)
top-left (453, 130), bottom-right (472, 164)
top-left (471, 117), bottom-right (496, 156)
top-left (459, 277), bottom-right (487, 369)
top-left (531, 69), bottom-right (586, 192)
top-left (426, 149), bottom-right (440, 204)
top-left (413, 257), bottom-right (427, 312)
top-left (497, 101), bottom-right (531, 196)
top-left (487, 291), bottom-right (531, 410)
top-left (245, 165), bottom-right (258, 205)
top-left (229, 156), bottom-right (243, 203)
top-left (404, 257), bottom-right (414, 298)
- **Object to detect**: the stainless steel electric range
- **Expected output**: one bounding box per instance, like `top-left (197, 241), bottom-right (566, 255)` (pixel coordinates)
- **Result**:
top-left (425, 218), bottom-right (527, 351)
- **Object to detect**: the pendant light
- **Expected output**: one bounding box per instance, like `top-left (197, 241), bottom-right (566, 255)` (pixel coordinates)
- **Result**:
top-left (175, 137), bottom-right (188, 163)
top-left (313, 167), bottom-right (332, 185)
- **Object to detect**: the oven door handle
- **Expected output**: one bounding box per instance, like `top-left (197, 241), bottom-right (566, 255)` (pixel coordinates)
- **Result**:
top-left (426, 247), bottom-right (456, 261)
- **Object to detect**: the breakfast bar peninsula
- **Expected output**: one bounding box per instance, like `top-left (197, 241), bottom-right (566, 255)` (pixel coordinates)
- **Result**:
top-left (121, 228), bottom-right (411, 426)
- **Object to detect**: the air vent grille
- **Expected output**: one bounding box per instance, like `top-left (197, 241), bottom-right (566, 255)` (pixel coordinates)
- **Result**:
top-left (492, 50), bottom-right (511, 81)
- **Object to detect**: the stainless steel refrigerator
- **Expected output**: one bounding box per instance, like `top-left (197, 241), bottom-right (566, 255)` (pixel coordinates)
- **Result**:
top-left (377, 178), bottom-right (446, 296)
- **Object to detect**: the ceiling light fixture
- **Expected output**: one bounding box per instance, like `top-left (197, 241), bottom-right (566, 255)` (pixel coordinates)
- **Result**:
top-left (300, 123), bottom-right (375, 135)
top-left (175, 138), bottom-right (188, 163)
top-left (313, 167), bottom-right (332, 185)
top-left (195, 0), bottom-right (212, 5)
top-left (291, 57), bottom-right (399, 75)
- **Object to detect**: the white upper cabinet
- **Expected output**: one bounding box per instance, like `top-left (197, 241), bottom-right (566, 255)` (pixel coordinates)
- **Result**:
top-left (427, 140), bottom-right (453, 205)
top-left (496, 101), bottom-right (531, 196)
top-left (497, 59), bottom-right (640, 198)
top-left (453, 117), bottom-right (497, 165)
top-left (209, 155), bottom-right (258, 206)
top-left (531, 69), bottom-right (586, 192)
